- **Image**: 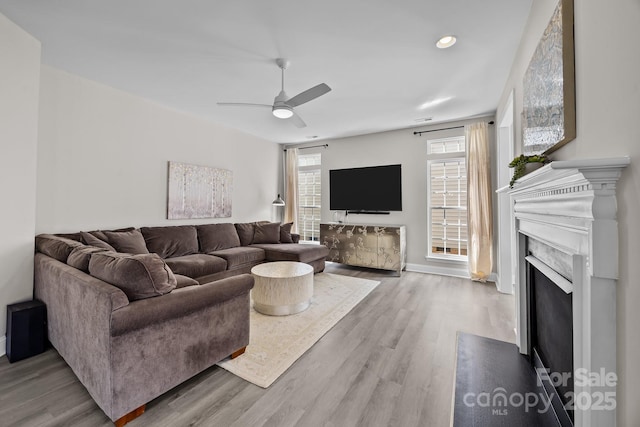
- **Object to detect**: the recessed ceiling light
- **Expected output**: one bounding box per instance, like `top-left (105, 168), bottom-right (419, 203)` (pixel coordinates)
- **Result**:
top-left (436, 35), bottom-right (457, 49)
top-left (307, 136), bottom-right (318, 139)
top-left (414, 118), bottom-right (433, 122)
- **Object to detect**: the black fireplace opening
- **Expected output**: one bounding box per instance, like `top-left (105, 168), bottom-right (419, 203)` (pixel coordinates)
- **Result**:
top-left (528, 260), bottom-right (574, 424)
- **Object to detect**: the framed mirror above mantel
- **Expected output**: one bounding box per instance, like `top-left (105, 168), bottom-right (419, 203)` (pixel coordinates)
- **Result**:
top-left (522, 0), bottom-right (576, 155)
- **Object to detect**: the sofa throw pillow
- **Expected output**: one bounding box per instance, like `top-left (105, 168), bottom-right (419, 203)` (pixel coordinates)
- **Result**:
top-left (88, 227), bottom-right (135, 242)
top-left (81, 231), bottom-right (116, 251)
top-left (197, 223), bottom-right (241, 252)
top-left (67, 245), bottom-right (110, 272)
top-left (89, 252), bottom-right (176, 301)
top-left (35, 234), bottom-right (85, 263)
top-left (140, 225), bottom-right (198, 259)
top-left (103, 229), bottom-right (149, 254)
top-left (235, 223), bottom-right (256, 246)
top-left (280, 222), bottom-right (294, 243)
top-left (253, 222), bottom-right (281, 244)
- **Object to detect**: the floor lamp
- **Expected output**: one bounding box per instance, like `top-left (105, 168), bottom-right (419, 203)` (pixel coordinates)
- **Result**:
top-left (272, 194), bottom-right (285, 223)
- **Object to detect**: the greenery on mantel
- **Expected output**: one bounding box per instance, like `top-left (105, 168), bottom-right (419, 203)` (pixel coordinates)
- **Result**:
top-left (508, 154), bottom-right (550, 188)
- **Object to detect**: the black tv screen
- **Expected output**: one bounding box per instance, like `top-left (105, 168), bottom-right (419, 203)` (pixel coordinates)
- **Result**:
top-left (330, 164), bottom-right (402, 211)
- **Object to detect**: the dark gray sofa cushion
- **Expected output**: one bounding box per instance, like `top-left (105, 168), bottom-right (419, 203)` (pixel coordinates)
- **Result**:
top-left (252, 222), bottom-right (281, 244)
top-left (109, 274), bottom-right (254, 337)
top-left (54, 232), bottom-right (82, 242)
top-left (234, 223), bottom-right (256, 246)
top-left (103, 229), bottom-right (149, 254)
top-left (197, 223), bottom-right (241, 252)
top-left (250, 243), bottom-right (330, 264)
top-left (140, 225), bottom-right (198, 258)
top-left (67, 245), bottom-right (110, 272)
top-left (174, 274), bottom-right (200, 289)
top-left (89, 252), bottom-right (176, 301)
top-left (35, 234), bottom-right (85, 263)
top-left (87, 227), bottom-right (135, 242)
top-left (280, 222), bottom-right (294, 243)
top-left (80, 231), bottom-right (116, 251)
top-left (209, 246), bottom-right (265, 268)
top-left (164, 254), bottom-right (227, 278)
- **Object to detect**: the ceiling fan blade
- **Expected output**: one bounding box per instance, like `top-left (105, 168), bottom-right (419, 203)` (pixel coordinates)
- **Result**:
top-left (217, 102), bottom-right (272, 108)
top-left (290, 111), bottom-right (307, 128)
top-left (286, 83), bottom-right (331, 107)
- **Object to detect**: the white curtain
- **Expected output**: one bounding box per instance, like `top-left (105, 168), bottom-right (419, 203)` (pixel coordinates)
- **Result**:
top-left (465, 122), bottom-right (493, 282)
top-left (284, 148), bottom-right (299, 233)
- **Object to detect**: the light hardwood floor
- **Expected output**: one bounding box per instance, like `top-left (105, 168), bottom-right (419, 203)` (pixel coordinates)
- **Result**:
top-left (0, 264), bottom-right (515, 427)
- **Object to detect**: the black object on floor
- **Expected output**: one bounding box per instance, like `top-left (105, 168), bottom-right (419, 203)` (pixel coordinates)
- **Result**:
top-left (452, 332), bottom-right (561, 427)
top-left (6, 300), bottom-right (47, 363)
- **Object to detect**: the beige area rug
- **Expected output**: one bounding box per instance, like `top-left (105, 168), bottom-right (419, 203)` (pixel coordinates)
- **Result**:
top-left (216, 272), bottom-right (380, 388)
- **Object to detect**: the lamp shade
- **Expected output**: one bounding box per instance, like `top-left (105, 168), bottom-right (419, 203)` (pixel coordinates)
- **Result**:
top-left (272, 194), bottom-right (285, 206)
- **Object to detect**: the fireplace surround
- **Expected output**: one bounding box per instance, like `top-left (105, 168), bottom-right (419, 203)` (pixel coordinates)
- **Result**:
top-left (503, 157), bottom-right (629, 427)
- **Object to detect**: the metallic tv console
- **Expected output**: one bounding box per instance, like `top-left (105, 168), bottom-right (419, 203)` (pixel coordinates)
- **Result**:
top-left (320, 223), bottom-right (406, 274)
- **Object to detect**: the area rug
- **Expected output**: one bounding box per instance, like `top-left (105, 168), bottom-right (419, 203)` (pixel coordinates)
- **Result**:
top-left (217, 272), bottom-right (380, 388)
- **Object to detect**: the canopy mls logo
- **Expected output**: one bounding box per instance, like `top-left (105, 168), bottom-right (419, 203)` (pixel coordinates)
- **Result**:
top-left (463, 388), bottom-right (553, 415)
top-left (462, 368), bottom-right (617, 416)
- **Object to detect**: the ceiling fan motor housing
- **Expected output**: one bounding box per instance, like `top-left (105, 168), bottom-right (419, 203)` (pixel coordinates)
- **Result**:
top-left (219, 57), bottom-right (329, 127)
top-left (273, 89), bottom-right (293, 118)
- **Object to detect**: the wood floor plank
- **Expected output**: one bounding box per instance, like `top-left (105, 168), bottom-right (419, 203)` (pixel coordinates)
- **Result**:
top-left (0, 264), bottom-right (515, 427)
top-left (260, 401), bottom-right (306, 427)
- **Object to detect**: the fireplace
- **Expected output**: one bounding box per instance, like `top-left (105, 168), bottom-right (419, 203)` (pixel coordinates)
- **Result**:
top-left (527, 252), bottom-right (574, 425)
top-left (501, 157), bottom-right (629, 427)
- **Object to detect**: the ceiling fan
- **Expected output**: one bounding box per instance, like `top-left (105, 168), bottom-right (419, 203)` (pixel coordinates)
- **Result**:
top-left (217, 58), bottom-right (331, 128)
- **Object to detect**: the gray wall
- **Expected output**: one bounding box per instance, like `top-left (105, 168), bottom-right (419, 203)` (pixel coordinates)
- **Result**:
top-left (496, 0), bottom-right (640, 424)
top-left (0, 13), bottom-right (41, 354)
top-left (291, 115), bottom-right (496, 276)
top-left (36, 66), bottom-right (281, 233)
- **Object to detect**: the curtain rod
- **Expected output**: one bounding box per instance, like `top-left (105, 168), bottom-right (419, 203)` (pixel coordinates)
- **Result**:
top-left (413, 121), bottom-right (494, 136)
top-left (284, 143), bottom-right (328, 151)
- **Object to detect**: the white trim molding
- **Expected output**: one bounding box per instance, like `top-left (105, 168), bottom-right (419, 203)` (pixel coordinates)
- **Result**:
top-left (0, 335), bottom-right (5, 357)
top-left (503, 156), bottom-right (629, 427)
top-left (406, 263), bottom-right (470, 279)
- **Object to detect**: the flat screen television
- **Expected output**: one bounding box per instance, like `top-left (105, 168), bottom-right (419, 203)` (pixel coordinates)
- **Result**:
top-left (329, 164), bottom-right (402, 212)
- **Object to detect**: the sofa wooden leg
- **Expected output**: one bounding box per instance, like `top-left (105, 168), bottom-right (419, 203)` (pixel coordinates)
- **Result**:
top-left (114, 404), bottom-right (146, 427)
top-left (231, 346), bottom-right (246, 359)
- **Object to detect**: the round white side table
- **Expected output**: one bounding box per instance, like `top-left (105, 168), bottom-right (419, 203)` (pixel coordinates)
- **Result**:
top-left (251, 261), bottom-right (314, 316)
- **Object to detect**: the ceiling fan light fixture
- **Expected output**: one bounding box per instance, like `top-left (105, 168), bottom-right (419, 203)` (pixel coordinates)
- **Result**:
top-left (436, 35), bottom-right (457, 49)
top-left (273, 106), bottom-right (293, 119)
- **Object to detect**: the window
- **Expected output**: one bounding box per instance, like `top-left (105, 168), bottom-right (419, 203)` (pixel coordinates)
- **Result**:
top-left (427, 136), bottom-right (468, 259)
top-left (297, 153), bottom-right (321, 242)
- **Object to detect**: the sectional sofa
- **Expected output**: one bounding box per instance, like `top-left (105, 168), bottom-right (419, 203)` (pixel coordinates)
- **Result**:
top-left (33, 221), bottom-right (329, 425)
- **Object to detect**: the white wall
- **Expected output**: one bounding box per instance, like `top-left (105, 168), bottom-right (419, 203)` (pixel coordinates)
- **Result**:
top-left (0, 13), bottom-right (41, 355)
top-left (37, 66), bottom-right (280, 233)
top-left (295, 116), bottom-right (496, 276)
top-left (496, 0), bottom-right (640, 424)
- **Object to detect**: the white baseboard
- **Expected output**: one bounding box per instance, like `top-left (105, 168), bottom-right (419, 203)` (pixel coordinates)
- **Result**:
top-left (492, 273), bottom-right (515, 294)
top-left (0, 335), bottom-right (5, 357)
top-left (406, 263), bottom-right (470, 279)
top-left (406, 264), bottom-right (501, 284)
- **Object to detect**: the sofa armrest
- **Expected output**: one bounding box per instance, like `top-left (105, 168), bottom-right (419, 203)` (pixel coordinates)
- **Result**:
top-left (291, 233), bottom-right (300, 243)
top-left (110, 273), bottom-right (254, 336)
top-left (34, 253), bottom-right (130, 418)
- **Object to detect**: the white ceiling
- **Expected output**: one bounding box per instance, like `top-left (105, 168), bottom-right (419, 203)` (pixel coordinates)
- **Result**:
top-left (0, 0), bottom-right (531, 144)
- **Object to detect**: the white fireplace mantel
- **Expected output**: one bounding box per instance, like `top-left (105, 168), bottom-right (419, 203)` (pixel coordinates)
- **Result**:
top-left (503, 156), bottom-right (629, 427)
